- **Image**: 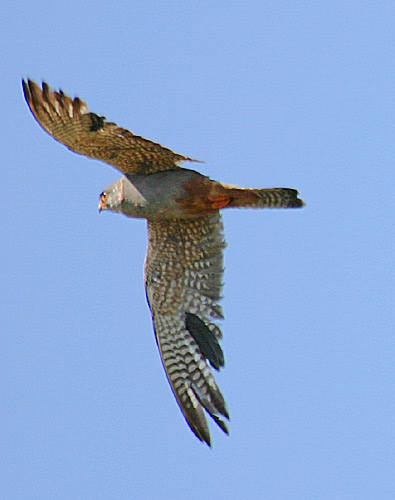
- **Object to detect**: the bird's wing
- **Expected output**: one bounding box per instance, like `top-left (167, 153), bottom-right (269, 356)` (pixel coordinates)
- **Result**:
top-left (145, 214), bottom-right (229, 445)
top-left (22, 80), bottom-right (197, 175)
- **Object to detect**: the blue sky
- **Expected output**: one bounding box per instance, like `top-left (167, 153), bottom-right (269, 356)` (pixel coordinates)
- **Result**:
top-left (2, 1), bottom-right (393, 499)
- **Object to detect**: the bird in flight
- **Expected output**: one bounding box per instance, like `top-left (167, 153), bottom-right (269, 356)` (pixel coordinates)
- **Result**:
top-left (23, 79), bottom-right (304, 446)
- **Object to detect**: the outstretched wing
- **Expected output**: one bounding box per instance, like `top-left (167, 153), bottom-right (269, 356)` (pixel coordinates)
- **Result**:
top-left (144, 214), bottom-right (229, 445)
top-left (22, 79), bottom-right (197, 175)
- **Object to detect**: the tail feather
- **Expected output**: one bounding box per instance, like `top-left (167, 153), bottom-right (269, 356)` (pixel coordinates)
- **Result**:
top-left (222, 185), bottom-right (304, 209)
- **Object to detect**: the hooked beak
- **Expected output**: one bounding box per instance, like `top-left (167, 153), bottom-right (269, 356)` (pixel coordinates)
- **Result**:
top-left (98, 193), bottom-right (107, 212)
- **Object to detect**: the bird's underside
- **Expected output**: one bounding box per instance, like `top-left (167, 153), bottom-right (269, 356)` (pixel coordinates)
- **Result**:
top-left (23, 79), bottom-right (304, 446)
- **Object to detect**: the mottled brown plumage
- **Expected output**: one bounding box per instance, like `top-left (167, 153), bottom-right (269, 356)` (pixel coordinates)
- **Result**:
top-left (23, 79), bottom-right (196, 175)
top-left (145, 216), bottom-right (228, 442)
top-left (23, 80), bottom-right (304, 446)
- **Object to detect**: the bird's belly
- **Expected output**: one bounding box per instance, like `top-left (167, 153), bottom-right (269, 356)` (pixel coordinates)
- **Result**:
top-left (119, 169), bottom-right (224, 220)
top-left (121, 198), bottom-right (212, 219)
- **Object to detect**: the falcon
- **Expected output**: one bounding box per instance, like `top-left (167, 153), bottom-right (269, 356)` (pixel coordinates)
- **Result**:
top-left (23, 80), bottom-right (304, 446)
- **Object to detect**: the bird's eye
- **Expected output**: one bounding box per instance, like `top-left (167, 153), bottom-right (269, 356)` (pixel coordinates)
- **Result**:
top-left (100, 192), bottom-right (107, 201)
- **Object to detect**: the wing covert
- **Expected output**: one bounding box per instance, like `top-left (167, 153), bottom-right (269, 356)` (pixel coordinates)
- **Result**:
top-left (144, 214), bottom-right (229, 445)
top-left (22, 79), bottom-right (197, 175)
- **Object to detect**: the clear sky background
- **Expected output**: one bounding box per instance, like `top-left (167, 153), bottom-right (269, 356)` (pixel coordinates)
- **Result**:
top-left (2, 2), bottom-right (393, 499)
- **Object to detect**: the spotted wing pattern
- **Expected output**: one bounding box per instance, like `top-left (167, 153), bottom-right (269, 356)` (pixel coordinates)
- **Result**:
top-left (144, 214), bottom-right (229, 445)
top-left (22, 80), bottom-right (197, 175)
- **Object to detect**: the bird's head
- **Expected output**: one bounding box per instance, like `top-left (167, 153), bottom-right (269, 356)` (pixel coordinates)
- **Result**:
top-left (98, 179), bottom-right (123, 213)
top-left (98, 176), bottom-right (148, 218)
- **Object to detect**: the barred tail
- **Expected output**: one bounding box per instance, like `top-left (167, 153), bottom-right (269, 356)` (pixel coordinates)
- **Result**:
top-left (223, 186), bottom-right (304, 209)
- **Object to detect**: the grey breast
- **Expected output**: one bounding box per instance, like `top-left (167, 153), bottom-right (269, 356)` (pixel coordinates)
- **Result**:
top-left (120, 168), bottom-right (204, 219)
